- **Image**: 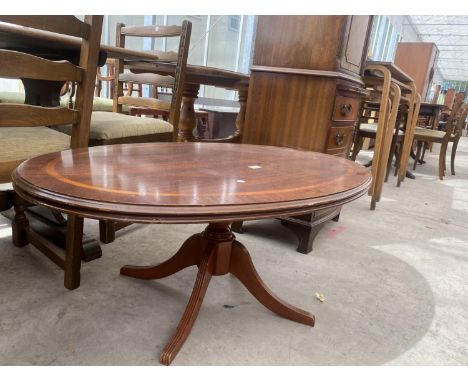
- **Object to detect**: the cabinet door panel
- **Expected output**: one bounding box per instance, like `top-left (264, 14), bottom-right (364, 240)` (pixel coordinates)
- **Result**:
top-left (340, 16), bottom-right (372, 75)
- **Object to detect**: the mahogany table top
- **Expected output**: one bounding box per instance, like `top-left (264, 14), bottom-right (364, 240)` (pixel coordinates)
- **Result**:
top-left (12, 143), bottom-right (371, 223)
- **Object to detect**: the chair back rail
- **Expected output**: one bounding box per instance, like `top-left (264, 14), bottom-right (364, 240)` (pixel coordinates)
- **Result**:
top-left (168, 20), bottom-right (191, 140)
top-left (0, 104), bottom-right (78, 127)
top-left (0, 15), bottom-right (90, 38)
top-left (0, 49), bottom-right (84, 82)
top-left (118, 72), bottom-right (175, 87)
top-left (120, 25), bottom-right (182, 38)
top-left (71, 15), bottom-right (103, 147)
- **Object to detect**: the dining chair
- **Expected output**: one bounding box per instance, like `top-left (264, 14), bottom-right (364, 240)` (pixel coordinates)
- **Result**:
top-left (413, 99), bottom-right (467, 179)
top-left (0, 15), bottom-right (103, 290)
top-left (53, 21), bottom-right (191, 147)
top-left (93, 58), bottom-right (139, 111)
top-left (95, 21), bottom-right (191, 243)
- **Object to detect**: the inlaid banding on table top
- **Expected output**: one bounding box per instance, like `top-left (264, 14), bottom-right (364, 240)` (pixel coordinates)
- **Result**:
top-left (14, 143), bottom-right (371, 208)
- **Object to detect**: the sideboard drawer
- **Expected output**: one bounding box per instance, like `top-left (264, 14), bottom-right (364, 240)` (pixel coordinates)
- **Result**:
top-left (326, 126), bottom-right (354, 155)
top-left (332, 96), bottom-right (360, 122)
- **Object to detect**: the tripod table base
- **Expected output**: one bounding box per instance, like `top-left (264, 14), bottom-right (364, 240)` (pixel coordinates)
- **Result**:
top-left (120, 222), bottom-right (315, 365)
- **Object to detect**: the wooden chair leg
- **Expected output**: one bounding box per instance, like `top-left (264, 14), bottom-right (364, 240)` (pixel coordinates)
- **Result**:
top-left (12, 195), bottom-right (29, 247)
top-left (451, 140), bottom-right (459, 176)
top-left (64, 215), bottom-right (84, 290)
top-left (351, 136), bottom-right (363, 161)
top-left (420, 142), bottom-right (427, 162)
top-left (394, 143), bottom-right (402, 176)
top-left (99, 219), bottom-right (116, 244)
top-left (438, 142), bottom-right (447, 181)
top-left (385, 136), bottom-right (398, 182)
top-left (413, 141), bottom-right (422, 170)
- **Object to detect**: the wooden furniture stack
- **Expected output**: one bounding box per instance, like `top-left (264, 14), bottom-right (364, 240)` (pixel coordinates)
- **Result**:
top-left (394, 42), bottom-right (439, 102)
top-left (354, 62), bottom-right (420, 209)
top-left (236, 16), bottom-right (373, 253)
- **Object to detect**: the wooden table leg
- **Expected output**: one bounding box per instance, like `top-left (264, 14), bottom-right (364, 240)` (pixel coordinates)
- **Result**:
top-left (64, 215), bottom-right (84, 290)
top-left (120, 222), bottom-right (314, 365)
top-left (178, 83), bottom-right (200, 142)
top-left (21, 78), bottom-right (64, 107)
top-left (234, 83), bottom-right (248, 141)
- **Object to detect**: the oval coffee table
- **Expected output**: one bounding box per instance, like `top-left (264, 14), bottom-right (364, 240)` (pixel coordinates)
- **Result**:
top-left (12, 142), bottom-right (371, 365)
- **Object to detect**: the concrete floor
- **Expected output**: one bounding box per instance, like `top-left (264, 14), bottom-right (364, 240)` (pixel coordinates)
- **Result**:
top-left (1, 137), bottom-right (467, 366)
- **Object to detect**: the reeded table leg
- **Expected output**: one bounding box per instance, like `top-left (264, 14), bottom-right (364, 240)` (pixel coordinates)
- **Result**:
top-left (120, 222), bottom-right (315, 365)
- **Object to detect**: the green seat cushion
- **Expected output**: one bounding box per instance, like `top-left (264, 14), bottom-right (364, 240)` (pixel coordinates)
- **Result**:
top-left (53, 111), bottom-right (173, 140)
top-left (0, 127), bottom-right (70, 183)
top-left (60, 96), bottom-right (129, 112)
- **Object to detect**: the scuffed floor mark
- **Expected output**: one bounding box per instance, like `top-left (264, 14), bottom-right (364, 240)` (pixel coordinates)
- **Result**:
top-left (326, 226), bottom-right (346, 239)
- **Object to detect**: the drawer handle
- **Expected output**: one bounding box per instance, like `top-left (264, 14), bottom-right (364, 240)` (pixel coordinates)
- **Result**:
top-left (335, 132), bottom-right (346, 146)
top-left (340, 103), bottom-right (353, 116)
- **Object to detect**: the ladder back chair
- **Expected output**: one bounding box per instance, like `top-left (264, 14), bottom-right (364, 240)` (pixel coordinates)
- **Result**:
top-left (93, 21), bottom-right (192, 243)
top-left (0, 15), bottom-right (103, 290)
top-left (113, 21), bottom-right (192, 141)
top-left (53, 21), bottom-right (191, 146)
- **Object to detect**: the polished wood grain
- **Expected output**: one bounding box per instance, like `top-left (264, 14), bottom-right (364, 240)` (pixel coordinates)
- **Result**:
top-left (394, 42), bottom-right (439, 101)
top-left (243, 73), bottom-right (336, 152)
top-left (253, 16), bottom-right (344, 71)
top-left (13, 143), bottom-right (371, 224)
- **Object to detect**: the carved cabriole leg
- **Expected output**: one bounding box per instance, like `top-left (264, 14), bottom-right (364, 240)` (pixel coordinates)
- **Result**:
top-left (12, 195), bottom-right (29, 247)
top-left (120, 222), bottom-right (314, 365)
top-left (178, 83), bottom-right (200, 142)
top-left (120, 233), bottom-right (204, 279)
top-left (64, 215), bottom-right (84, 290)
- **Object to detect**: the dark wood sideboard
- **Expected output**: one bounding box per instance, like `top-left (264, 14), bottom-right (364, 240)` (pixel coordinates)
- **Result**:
top-left (235, 16), bottom-right (373, 253)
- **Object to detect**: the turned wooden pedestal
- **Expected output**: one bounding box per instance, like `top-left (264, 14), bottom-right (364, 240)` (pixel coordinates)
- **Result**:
top-left (121, 222), bottom-right (314, 365)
